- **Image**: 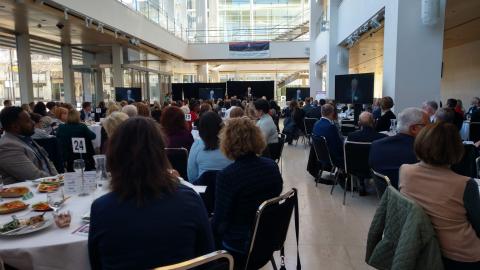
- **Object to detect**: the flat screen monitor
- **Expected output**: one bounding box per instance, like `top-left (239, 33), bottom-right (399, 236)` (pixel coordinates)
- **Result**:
top-left (115, 87), bottom-right (142, 103)
top-left (198, 87), bottom-right (226, 100)
top-left (286, 87), bottom-right (310, 101)
top-left (335, 73), bottom-right (374, 104)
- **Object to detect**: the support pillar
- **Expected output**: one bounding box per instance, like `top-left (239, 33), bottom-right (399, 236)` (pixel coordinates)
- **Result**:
top-left (383, 0), bottom-right (446, 112)
top-left (61, 45), bottom-right (75, 105)
top-left (197, 64), bottom-right (209, 82)
top-left (112, 44), bottom-right (124, 89)
top-left (15, 33), bottom-right (34, 104)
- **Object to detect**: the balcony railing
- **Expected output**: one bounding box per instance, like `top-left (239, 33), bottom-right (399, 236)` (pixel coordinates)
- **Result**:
top-left (116, 0), bottom-right (310, 43)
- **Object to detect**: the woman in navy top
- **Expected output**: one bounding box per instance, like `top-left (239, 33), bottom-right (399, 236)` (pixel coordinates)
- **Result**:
top-left (187, 112), bottom-right (232, 182)
top-left (213, 117), bottom-right (283, 261)
top-left (88, 117), bottom-right (214, 270)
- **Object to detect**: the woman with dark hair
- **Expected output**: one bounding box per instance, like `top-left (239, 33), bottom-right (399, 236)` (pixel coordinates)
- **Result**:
top-left (187, 112), bottom-right (232, 182)
top-left (33, 102), bottom-right (53, 133)
top-left (213, 117), bottom-right (283, 266)
top-left (88, 117), bottom-right (214, 269)
top-left (399, 122), bottom-right (480, 269)
top-left (160, 106), bottom-right (194, 151)
top-left (254, 99), bottom-right (278, 144)
top-left (375, 96), bottom-right (396, 132)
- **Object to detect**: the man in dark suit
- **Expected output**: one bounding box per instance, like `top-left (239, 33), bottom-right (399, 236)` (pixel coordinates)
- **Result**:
top-left (80, 101), bottom-right (92, 122)
top-left (369, 107), bottom-right (428, 190)
top-left (312, 104), bottom-right (344, 168)
top-left (347, 112), bottom-right (386, 195)
top-left (349, 78), bottom-right (367, 104)
top-left (306, 102), bottom-right (322, 119)
top-left (446, 98), bottom-right (464, 130)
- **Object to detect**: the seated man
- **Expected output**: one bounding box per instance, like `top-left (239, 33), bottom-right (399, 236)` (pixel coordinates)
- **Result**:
top-left (347, 112), bottom-right (387, 196)
top-left (312, 104), bottom-right (344, 168)
top-left (347, 112), bottom-right (387, 143)
top-left (0, 107), bottom-right (57, 184)
top-left (369, 107), bottom-right (428, 190)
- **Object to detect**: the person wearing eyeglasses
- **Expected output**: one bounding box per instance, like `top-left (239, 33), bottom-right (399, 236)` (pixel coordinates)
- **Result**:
top-left (369, 107), bottom-right (429, 189)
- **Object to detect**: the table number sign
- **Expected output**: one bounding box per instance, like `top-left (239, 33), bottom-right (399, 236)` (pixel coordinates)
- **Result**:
top-left (72, 138), bottom-right (86, 154)
top-left (185, 113), bottom-right (192, 121)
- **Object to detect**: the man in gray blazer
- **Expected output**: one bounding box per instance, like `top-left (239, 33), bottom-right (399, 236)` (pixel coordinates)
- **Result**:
top-left (0, 106), bottom-right (57, 185)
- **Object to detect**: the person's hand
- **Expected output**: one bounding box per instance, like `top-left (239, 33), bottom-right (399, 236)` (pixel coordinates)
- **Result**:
top-left (168, 169), bottom-right (180, 178)
top-left (475, 140), bottom-right (480, 148)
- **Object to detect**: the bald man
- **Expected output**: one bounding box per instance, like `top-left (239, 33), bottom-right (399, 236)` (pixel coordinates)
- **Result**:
top-left (347, 112), bottom-right (387, 143)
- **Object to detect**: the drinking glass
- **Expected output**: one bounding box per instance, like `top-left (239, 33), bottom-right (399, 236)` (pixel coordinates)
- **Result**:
top-left (73, 159), bottom-right (89, 196)
top-left (389, 119), bottom-right (397, 134)
top-left (93, 155), bottom-right (108, 189)
top-left (47, 189), bottom-right (65, 213)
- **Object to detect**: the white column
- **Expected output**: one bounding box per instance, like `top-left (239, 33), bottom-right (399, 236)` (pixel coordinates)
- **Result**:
top-left (196, 0), bottom-right (208, 43)
top-left (94, 69), bottom-right (104, 103)
top-left (15, 33), bottom-right (34, 104)
top-left (61, 45), bottom-right (75, 105)
top-left (112, 44), bottom-right (124, 88)
top-left (82, 52), bottom-right (95, 102)
top-left (197, 64), bottom-right (209, 82)
top-left (383, 0), bottom-right (446, 112)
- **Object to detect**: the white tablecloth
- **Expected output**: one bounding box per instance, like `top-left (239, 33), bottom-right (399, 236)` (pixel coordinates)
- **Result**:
top-left (0, 172), bottom-right (107, 270)
top-left (460, 121), bottom-right (470, 141)
top-left (87, 124), bottom-right (102, 149)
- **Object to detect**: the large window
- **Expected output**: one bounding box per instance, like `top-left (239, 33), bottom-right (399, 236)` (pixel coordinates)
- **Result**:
top-left (31, 53), bottom-right (63, 103)
top-left (0, 47), bottom-right (20, 106)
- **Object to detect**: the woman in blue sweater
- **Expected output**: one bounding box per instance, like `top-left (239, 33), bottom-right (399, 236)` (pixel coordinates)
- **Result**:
top-left (213, 117), bottom-right (283, 266)
top-left (187, 112), bottom-right (232, 182)
top-left (88, 117), bottom-right (214, 270)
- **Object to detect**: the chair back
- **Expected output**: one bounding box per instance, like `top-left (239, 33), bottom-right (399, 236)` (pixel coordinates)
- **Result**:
top-left (371, 169), bottom-right (391, 198)
top-left (34, 137), bottom-right (65, 173)
top-left (344, 141), bottom-right (372, 179)
top-left (304, 118), bottom-right (317, 136)
top-left (268, 133), bottom-right (286, 162)
top-left (470, 122), bottom-right (480, 143)
top-left (476, 157), bottom-right (480, 178)
top-left (244, 189), bottom-right (298, 270)
top-left (452, 144), bottom-right (479, 178)
top-left (311, 136), bottom-right (333, 167)
top-left (60, 135), bottom-right (95, 172)
top-left (341, 124), bottom-right (356, 136)
top-left (154, 250), bottom-right (234, 270)
top-left (165, 148), bottom-right (189, 181)
top-left (193, 170), bottom-right (220, 215)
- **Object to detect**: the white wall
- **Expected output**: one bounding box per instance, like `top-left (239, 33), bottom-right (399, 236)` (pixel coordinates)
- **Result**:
top-left (442, 40), bottom-right (480, 106)
top-left (337, 0), bottom-right (385, 43)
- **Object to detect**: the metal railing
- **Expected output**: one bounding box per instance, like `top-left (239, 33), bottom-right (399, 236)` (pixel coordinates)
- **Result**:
top-left (116, 0), bottom-right (310, 43)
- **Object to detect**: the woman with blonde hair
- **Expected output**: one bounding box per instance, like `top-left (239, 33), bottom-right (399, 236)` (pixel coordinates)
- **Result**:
top-left (106, 103), bottom-right (121, 116)
top-left (212, 117), bottom-right (283, 266)
top-left (100, 112), bottom-right (129, 153)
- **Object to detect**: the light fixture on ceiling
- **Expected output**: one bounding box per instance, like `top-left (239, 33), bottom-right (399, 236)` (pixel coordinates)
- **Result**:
top-left (97, 23), bottom-right (104, 33)
top-left (64, 8), bottom-right (69, 20)
top-left (370, 15), bottom-right (381, 30)
top-left (85, 17), bottom-right (92, 28)
top-left (114, 30), bottom-right (118, 39)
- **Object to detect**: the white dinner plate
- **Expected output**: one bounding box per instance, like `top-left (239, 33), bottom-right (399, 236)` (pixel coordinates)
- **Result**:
top-left (0, 218), bottom-right (54, 237)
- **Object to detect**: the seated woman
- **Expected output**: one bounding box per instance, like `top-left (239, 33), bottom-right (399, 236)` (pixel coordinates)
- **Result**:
top-left (212, 117), bottom-right (283, 264)
top-left (56, 110), bottom-right (96, 171)
top-left (161, 106), bottom-right (194, 151)
top-left (399, 122), bottom-right (480, 269)
top-left (187, 112), bottom-right (232, 182)
top-left (88, 117), bottom-right (214, 270)
top-left (375, 96), bottom-right (396, 132)
top-left (253, 99), bottom-right (278, 144)
top-left (100, 112), bottom-right (129, 154)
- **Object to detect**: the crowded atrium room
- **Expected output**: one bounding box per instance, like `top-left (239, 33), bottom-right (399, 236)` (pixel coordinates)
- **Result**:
top-left (1, 0), bottom-right (480, 269)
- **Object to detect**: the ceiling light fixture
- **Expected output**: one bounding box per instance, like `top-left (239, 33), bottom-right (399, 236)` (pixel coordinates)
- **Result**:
top-left (64, 8), bottom-right (69, 20)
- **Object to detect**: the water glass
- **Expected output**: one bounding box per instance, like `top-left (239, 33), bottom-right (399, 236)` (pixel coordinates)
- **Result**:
top-left (73, 159), bottom-right (89, 196)
top-left (47, 189), bottom-right (65, 213)
top-left (389, 119), bottom-right (397, 134)
top-left (93, 155), bottom-right (108, 189)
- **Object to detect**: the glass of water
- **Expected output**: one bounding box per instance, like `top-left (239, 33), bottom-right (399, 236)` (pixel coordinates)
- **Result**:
top-left (389, 119), bottom-right (397, 134)
top-left (73, 159), bottom-right (89, 196)
top-left (47, 189), bottom-right (65, 213)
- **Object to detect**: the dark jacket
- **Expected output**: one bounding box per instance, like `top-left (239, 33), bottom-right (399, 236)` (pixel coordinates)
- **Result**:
top-left (347, 126), bottom-right (387, 143)
top-left (165, 129), bottom-right (194, 152)
top-left (88, 185), bottom-right (214, 270)
top-left (369, 133), bottom-right (417, 188)
top-left (306, 106), bottom-right (322, 119)
top-left (56, 123), bottom-right (96, 171)
top-left (375, 110), bottom-right (396, 132)
top-left (471, 109), bottom-right (480, 122)
top-left (366, 186), bottom-right (444, 270)
top-left (312, 118), bottom-right (344, 168)
top-left (212, 153), bottom-right (283, 253)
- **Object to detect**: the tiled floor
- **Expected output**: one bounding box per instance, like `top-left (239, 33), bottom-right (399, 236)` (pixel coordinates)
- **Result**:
top-left (260, 143), bottom-right (378, 270)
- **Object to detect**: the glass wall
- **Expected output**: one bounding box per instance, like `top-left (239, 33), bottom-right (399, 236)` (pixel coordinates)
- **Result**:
top-left (0, 47), bottom-right (20, 106)
top-left (31, 53), bottom-right (63, 103)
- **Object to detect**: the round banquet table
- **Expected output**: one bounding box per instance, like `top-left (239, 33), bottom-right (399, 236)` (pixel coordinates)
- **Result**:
top-left (87, 124), bottom-right (102, 149)
top-left (0, 172), bottom-right (107, 270)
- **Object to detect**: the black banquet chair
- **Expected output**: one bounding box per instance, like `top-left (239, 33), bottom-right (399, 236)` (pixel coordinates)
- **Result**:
top-left (193, 170), bottom-right (219, 216)
top-left (268, 133), bottom-right (286, 173)
top-left (303, 117), bottom-right (318, 145)
top-left (165, 148), bottom-right (189, 181)
top-left (243, 188), bottom-right (301, 270)
top-left (154, 250), bottom-right (234, 270)
top-left (476, 157), bottom-right (480, 178)
top-left (340, 141), bottom-right (372, 205)
top-left (34, 137), bottom-right (65, 173)
top-left (451, 144), bottom-right (479, 178)
top-left (371, 169), bottom-right (392, 199)
top-left (311, 136), bottom-right (341, 187)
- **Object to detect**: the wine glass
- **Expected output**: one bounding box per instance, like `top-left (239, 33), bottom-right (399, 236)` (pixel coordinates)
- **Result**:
top-left (47, 189), bottom-right (65, 213)
top-left (73, 159), bottom-right (89, 196)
